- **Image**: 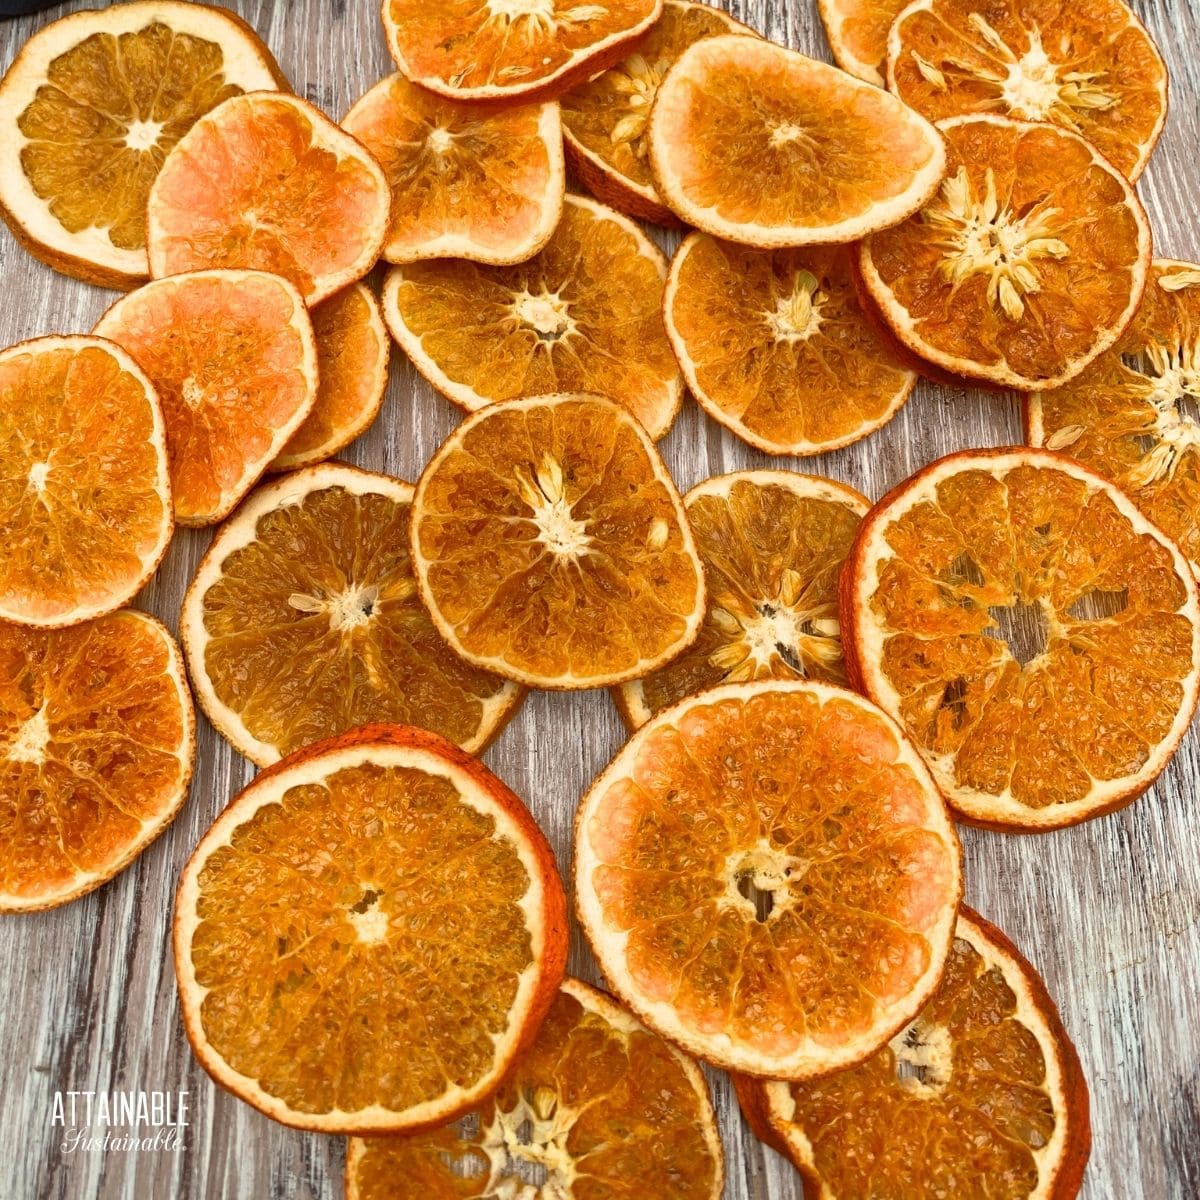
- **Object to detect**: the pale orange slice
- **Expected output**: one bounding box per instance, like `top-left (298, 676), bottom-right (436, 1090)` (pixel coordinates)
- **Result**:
top-left (818, 0), bottom-right (908, 85)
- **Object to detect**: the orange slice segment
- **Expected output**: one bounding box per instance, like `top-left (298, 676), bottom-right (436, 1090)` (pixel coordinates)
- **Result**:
top-left (181, 464), bottom-right (525, 766)
top-left (147, 92), bottom-right (390, 305)
top-left (173, 724), bottom-right (568, 1133)
top-left (0, 0), bottom-right (285, 288)
top-left (817, 0), bottom-right (908, 85)
top-left (94, 270), bottom-right (318, 527)
top-left (648, 35), bottom-right (946, 246)
top-left (411, 394), bottom-right (705, 690)
top-left (576, 679), bottom-right (962, 1078)
top-left (666, 235), bottom-right (915, 454)
top-left (842, 447), bottom-right (1200, 830)
top-left (382, 194), bottom-right (682, 439)
top-left (1, 611), bottom-right (194, 912)
top-left (345, 978), bottom-right (723, 1200)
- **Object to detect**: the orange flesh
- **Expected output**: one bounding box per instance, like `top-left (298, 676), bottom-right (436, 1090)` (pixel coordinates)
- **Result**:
top-left (821, 0), bottom-right (908, 80)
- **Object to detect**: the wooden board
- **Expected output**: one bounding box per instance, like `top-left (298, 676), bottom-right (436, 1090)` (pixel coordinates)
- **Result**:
top-left (1, 2), bottom-right (1198, 1198)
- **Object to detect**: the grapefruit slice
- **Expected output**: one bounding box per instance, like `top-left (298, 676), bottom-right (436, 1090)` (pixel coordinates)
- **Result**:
top-left (576, 679), bottom-right (962, 1078)
top-left (345, 978), bottom-right (723, 1200)
top-left (173, 724), bottom-right (568, 1133)
top-left (146, 92), bottom-right (390, 305)
top-left (842, 447), bottom-right (1200, 830)
top-left (647, 35), bottom-right (946, 246)
top-left (94, 270), bottom-right (318, 527)
top-left (817, 0), bottom-right (908, 85)
top-left (410, 394), bottom-right (705, 690)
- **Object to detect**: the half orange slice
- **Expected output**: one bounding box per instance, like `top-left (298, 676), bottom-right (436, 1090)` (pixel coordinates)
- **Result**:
top-left (817, 0), bottom-right (908, 85)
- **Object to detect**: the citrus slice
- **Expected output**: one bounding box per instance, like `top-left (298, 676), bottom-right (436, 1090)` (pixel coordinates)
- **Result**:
top-left (272, 283), bottom-right (390, 473)
top-left (817, 0), bottom-right (908, 85)
top-left (0, 335), bottom-right (172, 628)
top-left (1, 610), bottom-right (194, 912)
top-left (737, 906), bottom-right (1091, 1199)
top-left (858, 114), bottom-right (1151, 391)
top-left (0, 0), bottom-right (286, 289)
top-left (1026, 260), bottom-right (1200, 577)
top-left (182, 464), bottom-right (525, 766)
top-left (381, 0), bottom-right (662, 102)
top-left (575, 679), bottom-right (962, 1078)
top-left (411, 394), bottom-right (704, 690)
top-left (146, 92), bottom-right (390, 305)
top-left (382, 194), bottom-right (682, 439)
top-left (342, 72), bottom-right (564, 266)
top-left (616, 471), bottom-right (869, 729)
top-left (888, 0), bottom-right (1168, 181)
top-left (647, 35), bottom-right (946, 247)
top-left (345, 978), bottom-right (723, 1200)
top-left (665, 236), bottom-right (916, 454)
top-left (94, 269), bottom-right (318, 527)
top-left (173, 723), bottom-right (568, 1133)
top-left (842, 447), bottom-right (1200, 830)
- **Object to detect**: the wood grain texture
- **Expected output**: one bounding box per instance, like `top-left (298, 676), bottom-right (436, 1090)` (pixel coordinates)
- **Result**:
top-left (1, 2), bottom-right (1198, 1198)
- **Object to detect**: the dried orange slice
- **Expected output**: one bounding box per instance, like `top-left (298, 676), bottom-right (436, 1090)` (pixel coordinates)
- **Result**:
top-left (182, 464), bottom-right (524, 766)
top-left (842, 448), bottom-right (1200, 830)
top-left (737, 906), bottom-right (1091, 1199)
top-left (94, 269), bottom-right (318, 527)
top-left (576, 679), bottom-right (962, 1078)
top-left (666, 236), bottom-right (916, 454)
top-left (147, 92), bottom-right (390, 305)
top-left (345, 978), bottom-right (723, 1200)
top-left (648, 35), bottom-right (946, 246)
top-left (1, 611), bottom-right (194, 912)
top-left (0, 335), bottom-right (172, 628)
top-left (858, 115), bottom-right (1151, 391)
top-left (411, 394), bottom-right (704, 690)
top-left (383, 194), bottom-right (682, 439)
top-left (888, 0), bottom-right (1167, 181)
top-left (817, 0), bottom-right (907, 85)
top-left (342, 72), bottom-right (564, 265)
top-left (616, 471), bottom-right (868, 729)
top-left (0, 0), bottom-right (285, 289)
top-left (174, 723), bottom-right (568, 1133)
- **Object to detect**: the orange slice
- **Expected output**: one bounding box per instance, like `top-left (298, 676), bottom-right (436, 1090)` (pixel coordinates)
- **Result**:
top-left (173, 723), bottom-right (568, 1133)
top-left (0, 335), bottom-right (172, 628)
top-left (1, 611), bottom-right (194, 912)
top-left (94, 269), bottom-right (318, 527)
top-left (146, 92), bottom-right (390, 305)
top-left (181, 464), bottom-right (525, 766)
top-left (817, 0), bottom-right (908, 85)
top-left (737, 906), bottom-right (1091, 1199)
top-left (345, 978), bottom-right (723, 1200)
top-left (665, 236), bottom-right (916, 454)
top-left (842, 447), bottom-right (1200, 830)
top-left (575, 679), bottom-right (962, 1078)
top-left (616, 471), bottom-right (868, 729)
top-left (342, 72), bottom-right (564, 265)
top-left (858, 114), bottom-right (1151, 391)
top-left (888, 0), bottom-right (1168, 181)
top-left (0, 0), bottom-right (285, 289)
top-left (648, 35), bottom-right (946, 246)
top-left (382, 194), bottom-right (682, 439)
top-left (411, 394), bottom-right (705, 690)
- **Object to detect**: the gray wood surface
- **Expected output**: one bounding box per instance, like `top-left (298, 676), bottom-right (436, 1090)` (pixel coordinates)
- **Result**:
top-left (1, 1), bottom-right (1198, 1198)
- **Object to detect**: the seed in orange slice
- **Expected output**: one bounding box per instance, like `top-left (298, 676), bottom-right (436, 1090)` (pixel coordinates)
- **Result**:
top-left (842, 447), bottom-right (1200, 831)
top-left (576, 679), bottom-right (962, 1078)
top-left (182, 464), bottom-right (525, 766)
top-left (342, 72), bottom-right (564, 266)
top-left (382, 194), bottom-right (682, 439)
top-left (737, 906), bottom-right (1091, 1199)
top-left (345, 978), bottom-right (723, 1200)
top-left (0, 1), bottom-right (286, 289)
top-left (411, 394), bottom-right (704, 690)
top-left (888, 0), bottom-right (1167, 182)
top-left (616, 471), bottom-right (868, 729)
top-left (94, 269), bottom-right (318, 527)
top-left (858, 114), bottom-right (1151, 391)
top-left (147, 92), bottom-right (390, 306)
top-left (817, 0), bottom-right (908, 85)
top-left (647, 36), bottom-right (946, 247)
top-left (174, 723), bottom-right (568, 1133)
